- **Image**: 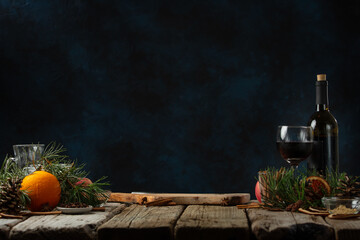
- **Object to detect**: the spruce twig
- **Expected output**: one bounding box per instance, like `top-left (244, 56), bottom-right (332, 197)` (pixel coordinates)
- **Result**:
top-left (39, 144), bottom-right (110, 207)
top-left (257, 167), bottom-right (350, 210)
top-left (0, 142), bottom-right (111, 210)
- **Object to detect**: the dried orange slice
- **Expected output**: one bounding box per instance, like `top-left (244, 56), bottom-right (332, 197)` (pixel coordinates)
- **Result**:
top-left (306, 176), bottom-right (331, 195)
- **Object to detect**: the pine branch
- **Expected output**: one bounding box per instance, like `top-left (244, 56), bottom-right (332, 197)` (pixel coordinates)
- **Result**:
top-left (41, 142), bottom-right (69, 163)
top-left (0, 142), bottom-right (111, 209)
top-left (0, 156), bottom-right (27, 184)
top-left (257, 167), bottom-right (351, 210)
top-left (39, 143), bottom-right (110, 207)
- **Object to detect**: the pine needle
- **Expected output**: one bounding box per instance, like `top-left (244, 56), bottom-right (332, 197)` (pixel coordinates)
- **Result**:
top-left (0, 142), bottom-right (111, 209)
top-left (257, 167), bottom-right (349, 210)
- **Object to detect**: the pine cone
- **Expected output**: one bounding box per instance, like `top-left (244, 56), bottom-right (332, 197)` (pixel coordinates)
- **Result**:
top-left (305, 184), bottom-right (323, 201)
top-left (286, 200), bottom-right (303, 212)
top-left (336, 175), bottom-right (360, 198)
top-left (0, 178), bottom-right (23, 215)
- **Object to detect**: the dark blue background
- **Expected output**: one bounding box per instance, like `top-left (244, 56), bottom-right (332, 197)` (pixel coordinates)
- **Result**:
top-left (1, 0), bottom-right (359, 196)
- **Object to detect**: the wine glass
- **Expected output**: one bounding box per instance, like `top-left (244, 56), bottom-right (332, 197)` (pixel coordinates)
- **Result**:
top-left (276, 126), bottom-right (313, 168)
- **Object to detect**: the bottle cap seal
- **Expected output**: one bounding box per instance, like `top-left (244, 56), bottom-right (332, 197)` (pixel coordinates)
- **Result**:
top-left (317, 74), bottom-right (326, 81)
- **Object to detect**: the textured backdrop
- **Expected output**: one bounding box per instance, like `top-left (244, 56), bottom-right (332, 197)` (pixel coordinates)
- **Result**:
top-left (0, 0), bottom-right (359, 195)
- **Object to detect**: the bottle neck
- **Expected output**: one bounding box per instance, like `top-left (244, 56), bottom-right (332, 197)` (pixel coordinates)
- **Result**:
top-left (316, 104), bottom-right (329, 111)
top-left (316, 80), bottom-right (329, 111)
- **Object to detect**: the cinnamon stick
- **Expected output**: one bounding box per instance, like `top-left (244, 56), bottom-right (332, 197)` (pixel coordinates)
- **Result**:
top-left (92, 207), bottom-right (106, 212)
top-left (236, 202), bottom-right (262, 209)
top-left (309, 207), bottom-right (328, 214)
top-left (22, 211), bottom-right (62, 216)
top-left (328, 213), bottom-right (360, 219)
top-left (298, 208), bottom-right (329, 216)
top-left (237, 204), bottom-right (261, 209)
top-left (0, 213), bottom-right (23, 219)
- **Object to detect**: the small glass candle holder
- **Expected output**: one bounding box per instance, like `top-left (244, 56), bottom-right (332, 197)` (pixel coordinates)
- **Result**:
top-left (5, 144), bottom-right (45, 174)
top-left (13, 144), bottom-right (45, 168)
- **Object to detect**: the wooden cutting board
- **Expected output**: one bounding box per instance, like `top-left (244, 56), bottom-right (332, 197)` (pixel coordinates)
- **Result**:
top-left (109, 192), bottom-right (250, 205)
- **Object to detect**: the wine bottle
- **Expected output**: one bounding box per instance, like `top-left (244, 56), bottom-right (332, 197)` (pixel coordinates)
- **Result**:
top-left (307, 74), bottom-right (339, 174)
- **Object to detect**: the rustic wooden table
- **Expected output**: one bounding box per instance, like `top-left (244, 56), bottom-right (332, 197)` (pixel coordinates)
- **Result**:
top-left (1, 202), bottom-right (360, 240)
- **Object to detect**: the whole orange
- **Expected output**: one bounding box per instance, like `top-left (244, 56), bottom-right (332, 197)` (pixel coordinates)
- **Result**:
top-left (21, 171), bottom-right (61, 211)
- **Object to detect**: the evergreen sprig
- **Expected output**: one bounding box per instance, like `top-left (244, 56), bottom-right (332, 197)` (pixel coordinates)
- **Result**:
top-left (41, 142), bottom-right (69, 163)
top-left (39, 143), bottom-right (110, 207)
top-left (44, 161), bottom-right (110, 206)
top-left (257, 167), bottom-right (348, 209)
top-left (0, 142), bottom-right (110, 209)
top-left (0, 155), bottom-right (27, 184)
top-left (60, 176), bottom-right (110, 206)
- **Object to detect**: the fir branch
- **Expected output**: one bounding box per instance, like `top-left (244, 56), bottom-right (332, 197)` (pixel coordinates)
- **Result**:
top-left (0, 142), bottom-right (111, 209)
top-left (257, 167), bottom-right (350, 210)
top-left (19, 189), bottom-right (31, 207)
top-left (0, 155), bottom-right (27, 183)
top-left (40, 146), bottom-right (110, 207)
top-left (41, 142), bottom-right (68, 163)
top-left (325, 169), bottom-right (347, 196)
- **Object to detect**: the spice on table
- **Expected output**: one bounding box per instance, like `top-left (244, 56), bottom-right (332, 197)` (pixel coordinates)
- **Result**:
top-left (22, 211), bottom-right (62, 216)
top-left (331, 205), bottom-right (357, 215)
top-left (236, 202), bottom-right (262, 209)
top-left (298, 208), bottom-right (329, 216)
top-left (309, 207), bottom-right (328, 213)
top-left (92, 207), bottom-right (106, 211)
top-left (0, 213), bottom-right (24, 219)
top-left (286, 200), bottom-right (303, 212)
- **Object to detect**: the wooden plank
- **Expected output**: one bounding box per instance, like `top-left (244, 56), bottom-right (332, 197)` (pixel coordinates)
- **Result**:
top-left (247, 209), bottom-right (297, 240)
top-left (292, 212), bottom-right (334, 240)
top-left (175, 205), bottom-right (250, 240)
top-left (9, 203), bottom-right (125, 240)
top-left (0, 218), bottom-right (24, 240)
top-left (109, 192), bottom-right (250, 205)
top-left (98, 204), bottom-right (185, 240)
top-left (325, 216), bottom-right (360, 240)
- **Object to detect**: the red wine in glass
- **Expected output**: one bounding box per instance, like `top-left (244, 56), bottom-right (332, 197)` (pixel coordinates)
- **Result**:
top-left (276, 142), bottom-right (313, 166)
top-left (276, 126), bottom-right (313, 168)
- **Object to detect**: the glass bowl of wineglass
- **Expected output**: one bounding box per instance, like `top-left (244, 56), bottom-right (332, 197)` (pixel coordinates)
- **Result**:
top-left (276, 126), bottom-right (313, 168)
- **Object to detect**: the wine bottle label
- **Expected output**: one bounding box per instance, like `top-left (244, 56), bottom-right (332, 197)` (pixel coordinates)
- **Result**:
top-left (307, 136), bottom-right (339, 174)
top-left (307, 140), bottom-right (324, 173)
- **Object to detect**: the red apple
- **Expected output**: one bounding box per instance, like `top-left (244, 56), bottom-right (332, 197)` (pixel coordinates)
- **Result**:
top-left (255, 181), bottom-right (262, 203)
top-left (75, 177), bottom-right (93, 187)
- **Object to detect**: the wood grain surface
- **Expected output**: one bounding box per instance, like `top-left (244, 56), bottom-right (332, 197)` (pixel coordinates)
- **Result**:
top-left (326, 216), bottom-right (360, 240)
top-left (247, 208), bottom-right (298, 240)
top-left (9, 203), bottom-right (125, 240)
top-left (109, 192), bottom-right (250, 205)
top-left (292, 211), bottom-right (334, 240)
top-left (98, 204), bottom-right (185, 240)
top-left (0, 218), bottom-right (24, 240)
top-left (4, 203), bottom-right (360, 240)
top-left (175, 205), bottom-right (250, 240)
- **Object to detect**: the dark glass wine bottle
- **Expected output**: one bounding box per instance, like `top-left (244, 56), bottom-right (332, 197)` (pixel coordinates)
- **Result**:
top-left (307, 74), bottom-right (339, 174)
